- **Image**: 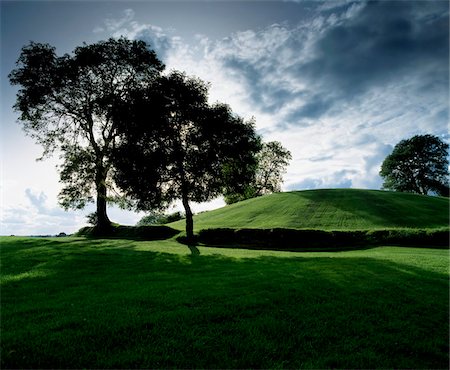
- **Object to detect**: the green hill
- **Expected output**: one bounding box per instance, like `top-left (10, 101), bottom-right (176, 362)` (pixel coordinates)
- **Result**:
top-left (169, 189), bottom-right (449, 231)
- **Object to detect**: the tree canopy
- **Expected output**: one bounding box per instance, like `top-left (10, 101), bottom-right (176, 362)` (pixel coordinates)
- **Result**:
top-left (224, 141), bottom-right (292, 204)
top-left (9, 38), bottom-right (164, 231)
top-left (113, 71), bottom-right (261, 240)
top-left (380, 134), bottom-right (449, 196)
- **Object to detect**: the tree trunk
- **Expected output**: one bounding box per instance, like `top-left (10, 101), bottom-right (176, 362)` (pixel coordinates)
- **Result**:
top-left (181, 192), bottom-right (194, 243)
top-left (95, 168), bottom-right (111, 234)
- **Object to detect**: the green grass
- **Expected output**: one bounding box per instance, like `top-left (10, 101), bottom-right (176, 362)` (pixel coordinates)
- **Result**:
top-left (169, 189), bottom-right (449, 231)
top-left (1, 236), bottom-right (448, 368)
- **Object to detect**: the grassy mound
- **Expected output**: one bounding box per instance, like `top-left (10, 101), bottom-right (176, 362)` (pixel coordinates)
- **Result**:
top-left (169, 189), bottom-right (449, 231)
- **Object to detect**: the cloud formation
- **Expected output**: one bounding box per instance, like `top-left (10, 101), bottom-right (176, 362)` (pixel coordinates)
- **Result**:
top-left (94, 9), bottom-right (179, 61)
top-left (1, 188), bottom-right (148, 236)
top-left (202, 1), bottom-right (448, 128)
top-left (93, 1), bottom-right (448, 192)
top-left (1, 189), bottom-right (80, 235)
top-left (301, 1), bottom-right (448, 99)
top-left (25, 188), bottom-right (48, 214)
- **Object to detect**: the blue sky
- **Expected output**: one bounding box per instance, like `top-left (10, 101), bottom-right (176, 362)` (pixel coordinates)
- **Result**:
top-left (1, 0), bottom-right (449, 235)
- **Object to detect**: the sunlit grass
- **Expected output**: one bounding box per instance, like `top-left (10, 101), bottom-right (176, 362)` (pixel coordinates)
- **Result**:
top-left (1, 236), bottom-right (448, 368)
top-left (169, 189), bottom-right (449, 230)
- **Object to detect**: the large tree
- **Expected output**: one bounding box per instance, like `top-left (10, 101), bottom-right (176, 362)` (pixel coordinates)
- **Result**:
top-left (380, 134), bottom-right (449, 196)
top-left (224, 140), bottom-right (292, 204)
top-left (113, 71), bottom-right (261, 241)
top-left (9, 38), bottom-right (164, 231)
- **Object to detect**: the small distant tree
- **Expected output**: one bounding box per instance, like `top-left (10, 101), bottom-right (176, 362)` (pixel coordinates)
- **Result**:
top-left (113, 71), bottom-right (261, 241)
top-left (162, 211), bottom-right (185, 224)
top-left (136, 212), bottom-right (163, 226)
top-left (380, 134), bottom-right (449, 196)
top-left (86, 212), bottom-right (98, 226)
top-left (136, 211), bottom-right (184, 226)
top-left (224, 141), bottom-right (291, 204)
top-left (254, 141), bottom-right (292, 194)
top-left (9, 38), bottom-right (164, 232)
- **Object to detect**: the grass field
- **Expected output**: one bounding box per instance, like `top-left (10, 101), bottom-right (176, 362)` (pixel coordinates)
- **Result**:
top-left (1, 236), bottom-right (448, 368)
top-left (168, 189), bottom-right (449, 231)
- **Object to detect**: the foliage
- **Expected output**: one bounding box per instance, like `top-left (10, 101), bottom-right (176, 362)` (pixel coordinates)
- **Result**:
top-left (162, 211), bottom-right (185, 224)
top-left (380, 134), bottom-right (449, 195)
top-left (9, 38), bottom-right (164, 229)
top-left (224, 141), bottom-right (291, 204)
top-left (197, 227), bottom-right (449, 251)
top-left (254, 141), bottom-right (292, 194)
top-left (1, 237), bottom-right (448, 368)
top-left (86, 212), bottom-right (98, 226)
top-left (136, 211), bottom-right (184, 226)
top-left (113, 71), bottom-right (261, 240)
top-left (136, 213), bottom-right (164, 226)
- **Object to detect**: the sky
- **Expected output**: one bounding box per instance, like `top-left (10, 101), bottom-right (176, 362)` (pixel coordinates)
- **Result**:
top-left (1, 0), bottom-right (449, 235)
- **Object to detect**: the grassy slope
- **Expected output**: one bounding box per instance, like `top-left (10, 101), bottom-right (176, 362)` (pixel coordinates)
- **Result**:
top-left (1, 236), bottom-right (448, 369)
top-left (169, 189), bottom-right (449, 231)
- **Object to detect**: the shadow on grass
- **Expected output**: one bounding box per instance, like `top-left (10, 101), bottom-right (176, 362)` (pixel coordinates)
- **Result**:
top-left (76, 225), bottom-right (181, 241)
top-left (187, 244), bottom-right (200, 256)
top-left (1, 237), bottom-right (448, 369)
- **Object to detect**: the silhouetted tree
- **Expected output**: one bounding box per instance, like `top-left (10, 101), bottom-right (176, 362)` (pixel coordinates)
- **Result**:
top-left (86, 212), bottom-right (98, 226)
top-left (224, 141), bottom-right (291, 204)
top-left (113, 71), bottom-right (261, 241)
top-left (429, 181), bottom-right (450, 197)
top-left (380, 134), bottom-right (449, 196)
top-left (9, 38), bottom-right (164, 232)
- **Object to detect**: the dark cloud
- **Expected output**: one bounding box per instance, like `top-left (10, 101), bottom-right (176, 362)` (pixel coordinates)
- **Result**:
top-left (222, 56), bottom-right (295, 114)
top-left (300, 1), bottom-right (449, 97)
top-left (215, 24), bottom-right (309, 114)
top-left (286, 94), bottom-right (333, 120)
top-left (214, 1), bottom-right (448, 125)
top-left (223, 57), bottom-right (264, 104)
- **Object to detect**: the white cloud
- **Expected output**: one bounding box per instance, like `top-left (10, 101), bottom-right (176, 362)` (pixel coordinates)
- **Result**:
top-left (0, 187), bottom-right (148, 236)
top-left (104, 8), bottom-right (135, 33)
top-left (94, 9), bottom-right (179, 61)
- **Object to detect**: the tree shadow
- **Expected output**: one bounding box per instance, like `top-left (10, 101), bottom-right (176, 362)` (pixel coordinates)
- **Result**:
top-left (187, 244), bottom-right (200, 256)
top-left (1, 238), bottom-right (448, 369)
top-left (77, 225), bottom-right (181, 241)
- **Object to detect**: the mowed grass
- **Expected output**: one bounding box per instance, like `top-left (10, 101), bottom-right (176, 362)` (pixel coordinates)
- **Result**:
top-left (1, 236), bottom-right (448, 369)
top-left (169, 189), bottom-right (449, 231)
